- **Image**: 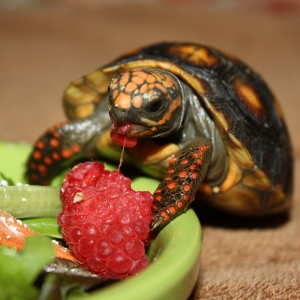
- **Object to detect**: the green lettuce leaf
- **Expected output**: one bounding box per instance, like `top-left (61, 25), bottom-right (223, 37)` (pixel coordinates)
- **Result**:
top-left (0, 235), bottom-right (54, 300)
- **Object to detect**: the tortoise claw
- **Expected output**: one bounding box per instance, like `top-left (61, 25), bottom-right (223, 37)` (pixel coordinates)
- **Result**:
top-left (151, 216), bottom-right (164, 231)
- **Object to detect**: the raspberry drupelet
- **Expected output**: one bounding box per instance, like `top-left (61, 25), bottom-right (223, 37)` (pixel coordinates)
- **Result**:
top-left (57, 161), bottom-right (154, 279)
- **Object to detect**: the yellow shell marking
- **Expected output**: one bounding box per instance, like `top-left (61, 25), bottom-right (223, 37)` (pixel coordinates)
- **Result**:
top-left (168, 44), bottom-right (219, 67)
top-left (84, 70), bottom-right (112, 94)
top-left (234, 78), bottom-right (266, 117)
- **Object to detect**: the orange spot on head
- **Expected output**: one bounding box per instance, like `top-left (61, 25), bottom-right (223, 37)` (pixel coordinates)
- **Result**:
top-left (119, 77), bottom-right (129, 87)
top-left (147, 89), bottom-right (154, 97)
top-left (153, 83), bottom-right (166, 95)
top-left (165, 76), bottom-right (174, 87)
top-left (167, 181), bottom-right (177, 190)
top-left (146, 74), bottom-right (156, 84)
top-left (189, 164), bottom-right (197, 170)
top-left (125, 82), bottom-right (137, 93)
top-left (183, 194), bottom-right (189, 201)
top-left (192, 152), bottom-right (199, 158)
top-left (132, 75), bottom-right (145, 85)
top-left (112, 89), bottom-right (119, 100)
top-left (62, 149), bottom-right (73, 158)
top-left (154, 188), bottom-right (161, 194)
top-left (158, 95), bottom-right (182, 126)
top-left (115, 93), bottom-right (131, 109)
top-left (132, 95), bottom-right (143, 108)
top-left (139, 84), bottom-right (148, 94)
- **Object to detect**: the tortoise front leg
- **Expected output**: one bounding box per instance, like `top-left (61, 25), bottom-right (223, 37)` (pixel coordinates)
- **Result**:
top-left (26, 117), bottom-right (107, 185)
top-left (151, 137), bottom-right (212, 230)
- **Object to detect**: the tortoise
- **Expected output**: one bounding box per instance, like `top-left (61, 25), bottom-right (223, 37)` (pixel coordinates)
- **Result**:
top-left (26, 42), bottom-right (293, 230)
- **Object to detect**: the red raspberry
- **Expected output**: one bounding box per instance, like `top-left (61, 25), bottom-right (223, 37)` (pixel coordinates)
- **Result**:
top-left (57, 161), bottom-right (154, 279)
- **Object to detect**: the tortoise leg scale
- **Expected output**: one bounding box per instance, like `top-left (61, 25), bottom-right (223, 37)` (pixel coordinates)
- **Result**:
top-left (26, 117), bottom-right (104, 185)
top-left (151, 138), bottom-right (212, 231)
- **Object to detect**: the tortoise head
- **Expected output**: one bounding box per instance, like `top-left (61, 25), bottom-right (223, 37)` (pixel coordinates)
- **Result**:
top-left (108, 67), bottom-right (184, 142)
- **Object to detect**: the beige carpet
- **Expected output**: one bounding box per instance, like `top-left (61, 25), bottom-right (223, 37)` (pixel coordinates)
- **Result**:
top-left (1, 2), bottom-right (300, 299)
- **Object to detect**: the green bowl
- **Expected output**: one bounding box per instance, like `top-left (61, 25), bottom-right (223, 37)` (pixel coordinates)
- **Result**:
top-left (0, 141), bottom-right (202, 300)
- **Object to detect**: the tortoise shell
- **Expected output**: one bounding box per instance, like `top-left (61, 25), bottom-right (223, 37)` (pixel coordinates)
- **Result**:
top-left (27, 42), bottom-right (293, 229)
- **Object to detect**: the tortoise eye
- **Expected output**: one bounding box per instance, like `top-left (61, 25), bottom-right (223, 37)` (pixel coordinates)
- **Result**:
top-left (145, 99), bottom-right (163, 113)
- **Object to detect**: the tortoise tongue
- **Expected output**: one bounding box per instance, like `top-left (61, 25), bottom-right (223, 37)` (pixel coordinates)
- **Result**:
top-left (110, 123), bottom-right (137, 147)
top-left (110, 131), bottom-right (137, 147)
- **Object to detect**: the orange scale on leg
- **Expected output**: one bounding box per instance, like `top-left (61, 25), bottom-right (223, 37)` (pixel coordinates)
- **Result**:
top-left (155, 195), bottom-right (162, 201)
top-left (183, 184), bottom-right (191, 192)
top-left (38, 164), bottom-right (47, 173)
top-left (36, 141), bottom-right (45, 149)
top-left (196, 159), bottom-right (202, 165)
top-left (189, 164), bottom-right (197, 170)
top-left (168, 157), bottom-right (177, 164)
top-left (168, 206), bottom-right (177, 215)
top-left (72, 144), bottom-right (81, 153)
top-left (192, 172), bottom-right (198, 179)
top-left (53, 132), bottom-right (61, 139)
top-left (179, 170), bottom-right (188, 178)
top-left (167, 181), bottom-right (177, 190)
top-left (50, 138), bottom-right (59, 148)
top-left (177, 201), bottom-right (184, 208)
top-left (33, 150), bottom-right (42, 160)
top-left (62, 149), bottom-right (73, 158)
top-left (180, 158), bottom-right (189, 165)
top-left (44, 157), bottom-right (52, 165)
top-left (30, 163), bottom-right (37, 170)
top-left (159, 210), bottom-right (168, 218)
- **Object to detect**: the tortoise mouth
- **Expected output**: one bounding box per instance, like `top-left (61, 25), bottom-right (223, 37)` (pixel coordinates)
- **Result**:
top-left (110, 115), bottom-right (156, 137)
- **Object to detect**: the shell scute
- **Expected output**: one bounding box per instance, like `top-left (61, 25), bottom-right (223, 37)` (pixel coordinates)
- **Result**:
top-left (60, 42), bottom-right (293, 215)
